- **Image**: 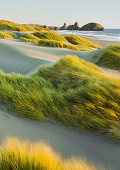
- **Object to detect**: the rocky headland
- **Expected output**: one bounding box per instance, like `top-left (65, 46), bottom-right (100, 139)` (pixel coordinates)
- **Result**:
top-left (26, 22), bottom-right (104, 31)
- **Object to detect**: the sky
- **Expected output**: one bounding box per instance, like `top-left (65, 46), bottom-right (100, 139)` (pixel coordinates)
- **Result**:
top-left (0, 0), bottom-right (120, 28)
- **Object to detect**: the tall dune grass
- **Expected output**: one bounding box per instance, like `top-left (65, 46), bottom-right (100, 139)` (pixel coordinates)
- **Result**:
top-left (21, 32), bottom-right (100, 51)
top-left (20, 33), bottom-right (80, 50)
top-left (96, 45), bottom-right (120, 70)
top-left (33, 31), bottom-right (68, 42)
top-left (0, 137), bottom-right (97, 170)
top-left (0, 56), bottom-right (120, 140)
top-left (0, 31), bottom-right (17, 39)
top-left (65, 34), bottom-right (101, 50)
top-left (20, 33), bottom-right (40, 44)
top-left (0, 22), bottom-right (35, 32)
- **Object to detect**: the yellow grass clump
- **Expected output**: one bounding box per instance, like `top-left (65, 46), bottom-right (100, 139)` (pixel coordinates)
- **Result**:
top-left (0, 137), bottom-right (98, 170)
top-left (0, 31), bottom-right (17, 39)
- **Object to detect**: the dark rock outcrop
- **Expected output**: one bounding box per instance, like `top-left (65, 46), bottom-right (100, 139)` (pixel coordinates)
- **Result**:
top-left (67, 22), bottom-right (79, 30)
top-left (67, 24), bottom-right (74, 30)
top-left (80, 23), bottom-right (104, 31)
top-left (74, 22), bottom-right (79, 30)
top-left (60, 23), bottom-right (67, 30)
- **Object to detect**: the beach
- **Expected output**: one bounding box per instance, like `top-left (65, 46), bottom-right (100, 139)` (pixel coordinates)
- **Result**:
top-left (80, 35), bottom-right (120, 47)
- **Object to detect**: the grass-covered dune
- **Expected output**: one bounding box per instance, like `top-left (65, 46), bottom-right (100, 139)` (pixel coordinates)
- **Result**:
top-left (0, 20), bottom-right (101, 51)
top-left (21, 32), bottom-right (101, 51)
top-left (96, 45), bottom-right (120, 70)
top-left (65, 34), bottom-right (100, 50)
top-left (33, 31), bottom-right (68, 42)
top-left (20, 33), bottom-right (40, 44)
top-left (0, 20), bottom-right (36, 32)
top-left (21, 33), bottom-right (80, 50)
top-left (0, 20), bottom-right (16, 25)
top-left (0, 31), bottom-right (17, 39)
top-left (0, 56), bottom-right (120, 140)
top-left (0, 137), bottom-right (97, 170)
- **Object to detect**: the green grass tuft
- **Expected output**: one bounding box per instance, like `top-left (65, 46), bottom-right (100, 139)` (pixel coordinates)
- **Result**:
top-left (96, 45), bottom-right (120, 70)
top-left (38, 39), bottom-right (64, 48)
top-left (38, 39), bottom-right (79, 50)
top-left (0, 22), bottom-right (35, 32)
top-left (0, 31), bottom-right (17, 39)
top-left (20, 33), bottom-right (40, 44)
top-left (33, 31), bottom-right (68, 42)
top-left (65, 34), bottom-right (101, 50)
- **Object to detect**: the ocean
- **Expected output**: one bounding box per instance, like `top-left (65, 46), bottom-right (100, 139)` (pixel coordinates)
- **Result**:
top-left (54, 29), bottom-right (120, 42)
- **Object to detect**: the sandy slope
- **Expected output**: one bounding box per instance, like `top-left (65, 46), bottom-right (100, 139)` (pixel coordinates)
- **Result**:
top-left (0, 38), bottom-right (119, 80)
top-left (0, 39), bottom-right (102, 62)
top-left (100, 68), bottom-right (120, 80)
top-left (0, 108), bottom-right (120, 170)
top-left (0, 41), bottom-right (54, 75)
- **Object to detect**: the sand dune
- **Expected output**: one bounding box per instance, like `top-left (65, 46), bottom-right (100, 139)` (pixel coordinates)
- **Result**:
top-left (0, 39), bottom-right (120, 169)
top-left (0, 41), bottom-right (53, 75)
top-left (0, 39), bottom-right (103, 62)
top-left (0, 39), bottom-right (119, 80)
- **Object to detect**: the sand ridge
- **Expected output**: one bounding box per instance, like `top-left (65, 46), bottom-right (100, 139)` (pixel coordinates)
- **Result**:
top-left (0, 38), bottom-right (119, 80)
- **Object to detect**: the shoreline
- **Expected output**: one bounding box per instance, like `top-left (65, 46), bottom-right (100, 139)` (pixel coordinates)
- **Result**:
top-left (77, 35), bottom-right (120, 47)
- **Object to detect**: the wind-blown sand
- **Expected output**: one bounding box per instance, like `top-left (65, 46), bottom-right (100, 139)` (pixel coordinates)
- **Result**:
top-left (0, 39), bottom-right (120, 169)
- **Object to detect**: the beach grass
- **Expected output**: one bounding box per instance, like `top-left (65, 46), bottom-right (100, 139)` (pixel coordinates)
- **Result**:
top-left (0, 137), bottom-right (97, 170)
top-left (38, 39), bottom-right (81, 50)
top-left (20, 32), bottom-right (100, 51)
top-left (65, 34), bottom-right (101, 50)
top-left (20, 33), bottom-right (80, 50)
top-left (0, 56), bottom-right (120, 140)
top-left (0, 31), bottom-right (17, 39)
top-left (0, 20), bottom-right (36, 32)
top-left (34, 26), bottom-right (49, 31)
top-left (96, 45), bottom-right (120, 70)
top-left (20, 33), bottom-right (40, 44)
top-left (33, 31), bottom-right (68, 42)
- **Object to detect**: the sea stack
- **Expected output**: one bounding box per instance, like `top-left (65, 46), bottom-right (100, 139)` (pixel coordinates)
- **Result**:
top-left (74, 22), bottom-right (79, 30)
top-left (60, 23), bottom-right (67, 30)
top-left (67, 22), bottom-right (79, 30)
